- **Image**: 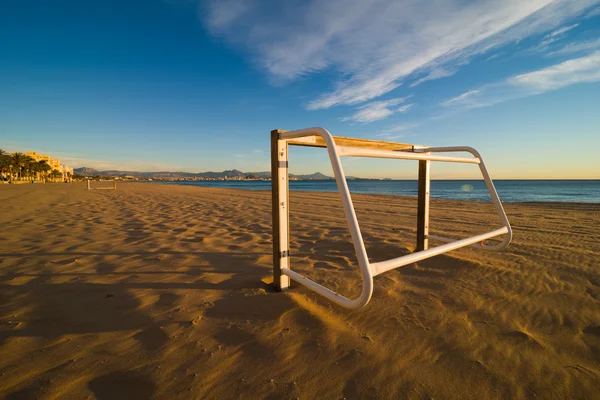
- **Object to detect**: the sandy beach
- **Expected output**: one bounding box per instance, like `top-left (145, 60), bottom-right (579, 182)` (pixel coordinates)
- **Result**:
top-left (1, 182), bottom-right (599, 399)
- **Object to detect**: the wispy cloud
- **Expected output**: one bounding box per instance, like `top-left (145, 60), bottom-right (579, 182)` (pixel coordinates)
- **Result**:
top-left (585, 6), bottom-right (600, 17)
top-left (396, 103), bottom-right (415, 113)
top-left (342, 97), bottom-right (412, 123)
top-left (509, 51), bottom-right (600, 90)
top-left (410, 68), bottom-right (456, 87)
top-left (202, 0), bottom-right (598, 109)
top-left (442, 90), bottom-right (482, 107)
top-left (526, 22), bottom-right (581, 53)
top-left (375, 123), bottom-right (420, 140)
top-left (204, 0), bottom-right (250, 32)
top-left (484, 52), bottom-right (503, 62)
top-left (547, 23), bottom-right (580, 37)
top-left (547, 37), bottom-right (600, 56)
top-left (442, 51), bottom-right (600, 109)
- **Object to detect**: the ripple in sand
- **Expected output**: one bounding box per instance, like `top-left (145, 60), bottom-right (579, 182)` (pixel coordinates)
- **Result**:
top-left (500, 330), bottom-right (543, 347)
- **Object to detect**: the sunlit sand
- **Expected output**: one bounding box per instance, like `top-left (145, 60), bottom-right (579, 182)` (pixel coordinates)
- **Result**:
top-left (1, 183), bottom-right (599, 398)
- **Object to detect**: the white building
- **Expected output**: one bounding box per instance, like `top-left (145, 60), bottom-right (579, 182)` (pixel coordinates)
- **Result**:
top-left (61, 165), bottom-right (74, 181)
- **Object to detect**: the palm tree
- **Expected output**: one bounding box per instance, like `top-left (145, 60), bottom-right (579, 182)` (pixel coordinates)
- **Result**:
top-left (37, 160), bottom-right (51, 182)
top-left (0, 149), bottom-right (10, 181)
top-left (23, 156), bottom-right (36, 181)
top-left (49, 170), bottom-right (63, 182)
top-left (10, 152), bottom-right (28, 181)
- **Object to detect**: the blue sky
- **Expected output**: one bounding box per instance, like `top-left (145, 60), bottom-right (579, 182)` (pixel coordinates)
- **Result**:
top-left (1, 0), bottom-right (599, 179)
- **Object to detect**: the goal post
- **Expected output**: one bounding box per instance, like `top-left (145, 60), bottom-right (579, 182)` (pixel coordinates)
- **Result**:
top-left (416, 159), bottom-right (430, 251)
top-left (87, 179), bottom-right (117, 190)
top-left (271, 129), bottom-right (291, 292)
top-left (271, 127), bottom-right (512, 309)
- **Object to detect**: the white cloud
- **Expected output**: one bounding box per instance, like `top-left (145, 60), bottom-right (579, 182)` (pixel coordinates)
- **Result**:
top-left (547, 37), bottom-right (600, 56)
top-left (526, 22), bottom-right (581, 53)
top-left (585, 6), bottom-right (600, 17)
top-left (391, 123), bottom-right (419, 131)
top-left (410, 68), bottom-right (456, 87)
top-left (508, 51), bottom-right (600, 90)
top-left (442, 90), bottom-right (482, 107)
top-left (547, 23), bottom-right (580, 37)
top-left (204, 0), bottom-right (250, 32)
top-left (202, 0), bottom-right (599, 109)
top-left (375, 123), bottom-right (420, 140)
top-left (528, 36), bottom-right (562, 53)
top-left (396, 103), bottom-right (415, 113)
top-left (484, 52), bottom-right (503, 62)
top-left (442, 51), bottom-right (600, 109)
top-left (341, 97), bottom-right (411, 123)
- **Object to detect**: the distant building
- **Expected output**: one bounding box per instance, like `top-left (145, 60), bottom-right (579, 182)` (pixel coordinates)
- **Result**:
top-left (26, 152), bottom-right (52, 164)
top-left (26, 151), bottom-right (73, 181)
top-left (61, 165), bottom-right (73, 180)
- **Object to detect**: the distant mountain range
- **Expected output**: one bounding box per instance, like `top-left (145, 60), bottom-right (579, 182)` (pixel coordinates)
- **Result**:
top-left (73, 167), bottom-right (337, 180)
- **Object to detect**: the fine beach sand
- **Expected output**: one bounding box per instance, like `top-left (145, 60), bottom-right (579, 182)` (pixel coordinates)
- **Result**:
top-left (1, 182), bottom-right (599, 399)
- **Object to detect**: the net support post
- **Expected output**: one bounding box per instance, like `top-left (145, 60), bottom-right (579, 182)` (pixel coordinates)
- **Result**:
top-left (87, 179), bottom-right (91, 190)
top-left (113, 179), bottom-right (117, 190)
top-left (416, 159), bottom-right (431, 251)
top-left (271, 129), bottom-right (291, 291)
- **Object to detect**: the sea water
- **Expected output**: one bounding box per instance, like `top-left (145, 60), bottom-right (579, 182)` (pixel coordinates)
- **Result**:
top-left (155, 180), bottom-right (600, 203)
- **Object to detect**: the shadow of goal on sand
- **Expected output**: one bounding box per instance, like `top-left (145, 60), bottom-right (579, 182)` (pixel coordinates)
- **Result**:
top-left (0, 251), bottom-right (271, 350)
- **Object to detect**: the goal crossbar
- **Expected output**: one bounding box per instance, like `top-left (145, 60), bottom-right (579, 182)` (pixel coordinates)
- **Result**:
top-left (271, 127), bottom-right (512, 309)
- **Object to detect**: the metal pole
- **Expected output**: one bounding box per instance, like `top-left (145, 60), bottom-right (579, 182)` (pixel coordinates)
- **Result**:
top-left (271, 129), bottom-right (291, 291)
top-left (416, 160), bottom-right (430, 251)
top-left (373, 227), bottom-right (508, 276)
top-left (337, 146), bottom-right (480, 163)
top-left (87, 179), bottom-right (90, 190)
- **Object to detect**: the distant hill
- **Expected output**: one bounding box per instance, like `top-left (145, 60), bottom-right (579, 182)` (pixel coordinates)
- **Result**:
top-left (295, 172), bottom-right (331, 180)
top-left (74, 167), bottom-right (101, 176)
top-left (73, 167), bottom-right (335, 180)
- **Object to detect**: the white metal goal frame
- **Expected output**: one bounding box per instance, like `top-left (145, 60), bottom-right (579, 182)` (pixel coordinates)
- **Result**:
top-left (87, 179), bottom-right (117, 190)
top-left (271, 127), bottom-right (512, 309)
